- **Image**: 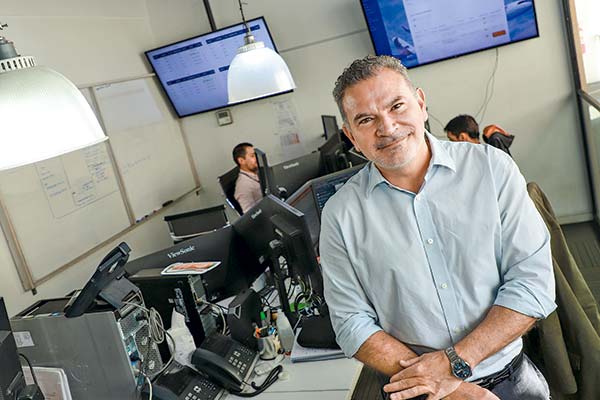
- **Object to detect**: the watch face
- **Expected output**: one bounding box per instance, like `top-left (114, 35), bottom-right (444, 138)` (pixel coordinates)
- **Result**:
top-left (453, 360), bottom-right (472, 380)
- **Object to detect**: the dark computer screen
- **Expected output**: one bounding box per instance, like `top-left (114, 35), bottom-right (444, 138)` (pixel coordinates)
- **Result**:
top-left (270, 151), bottom-right (322, 199)
top-left (321, 115), bottom-right (339, 140)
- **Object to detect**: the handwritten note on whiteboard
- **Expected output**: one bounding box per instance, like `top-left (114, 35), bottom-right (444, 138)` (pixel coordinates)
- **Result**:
top-left (36, 143), bottom-right (119, 219)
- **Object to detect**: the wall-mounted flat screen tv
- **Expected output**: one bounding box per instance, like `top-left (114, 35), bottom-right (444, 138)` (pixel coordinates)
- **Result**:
top-left (145, 17), bottom-right (290, 117)
top-left (360, 0), bottom-right (539, 68)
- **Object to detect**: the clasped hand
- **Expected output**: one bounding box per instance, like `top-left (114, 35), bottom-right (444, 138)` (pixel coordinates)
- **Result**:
top-left (383, 350), bottom-right (461, 400)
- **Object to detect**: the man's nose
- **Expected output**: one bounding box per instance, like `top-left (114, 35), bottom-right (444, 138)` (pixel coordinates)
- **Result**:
top-left (376, 114), bottom-right (396, 137)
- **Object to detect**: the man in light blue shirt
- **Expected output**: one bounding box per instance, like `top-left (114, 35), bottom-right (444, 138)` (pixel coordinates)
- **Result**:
top-left (320, 55), bottom-right (555, 400)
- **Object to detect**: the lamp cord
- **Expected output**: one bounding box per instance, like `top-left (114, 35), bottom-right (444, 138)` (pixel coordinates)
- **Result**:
top-left (237, 0), bottom-right (251, 34)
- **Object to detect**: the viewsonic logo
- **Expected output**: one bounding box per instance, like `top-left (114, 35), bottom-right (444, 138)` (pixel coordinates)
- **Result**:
top-left (251, 209), bottom-right (262, 219)
top-left (167, 245), bottom-right (195, 259)
top-left (283, 162), bottom-right (299, 170)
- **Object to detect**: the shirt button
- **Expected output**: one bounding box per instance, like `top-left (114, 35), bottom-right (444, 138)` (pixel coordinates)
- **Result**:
top-left (427, 238), bottom-right (434, 245)
top-left (415, 196), bottom-right (420, 201)
top-left (440, 283), bottom-right (448, 289)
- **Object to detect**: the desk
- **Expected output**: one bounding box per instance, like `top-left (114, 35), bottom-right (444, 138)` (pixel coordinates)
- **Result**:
top-left (229, 357), bottom-right (362, 400)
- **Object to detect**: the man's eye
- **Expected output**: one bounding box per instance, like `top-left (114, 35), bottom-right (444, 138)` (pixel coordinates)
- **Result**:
top-left (358, 117), bottom-right (373, 125)
top-left (392, 103), bottom-right (404, 110)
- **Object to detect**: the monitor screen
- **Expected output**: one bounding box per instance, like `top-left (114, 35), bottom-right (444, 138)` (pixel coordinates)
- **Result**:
top-left (321, 115), bottom-right (339, 140)
top-left (360, 0), bottom-right (539, 68)
top-left (146, 17), bottom-right (291, 117)
top-left (311, 165), bottom-right (363, 218)
top-left (271, 152), bottom-right (322, 198)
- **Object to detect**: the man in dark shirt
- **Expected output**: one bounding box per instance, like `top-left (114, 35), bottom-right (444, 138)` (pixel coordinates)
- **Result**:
top-left (444, 114), bottom-right (514, 157)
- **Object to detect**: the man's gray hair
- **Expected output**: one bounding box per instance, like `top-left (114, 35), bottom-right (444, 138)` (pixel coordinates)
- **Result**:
top-left (332, 55), bottom-right (415, 124)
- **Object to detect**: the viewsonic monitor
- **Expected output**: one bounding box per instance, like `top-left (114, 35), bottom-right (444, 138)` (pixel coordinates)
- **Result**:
top-left (125, 226), bottom-right (264, 303)
top-left (360, 0), bottom-right (539, 68)
top-left (270, 152), bottom-right (322, 199)
top-left (146, 17), bottom-right (291, 117)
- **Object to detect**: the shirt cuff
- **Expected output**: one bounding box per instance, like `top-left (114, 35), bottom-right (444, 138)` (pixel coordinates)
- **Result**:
top-left (335, 316), bottom-right (383, 358)
top-left (494, 286), bottom-right (557, 319)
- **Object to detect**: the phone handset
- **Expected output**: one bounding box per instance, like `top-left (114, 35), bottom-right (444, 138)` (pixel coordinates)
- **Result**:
top-left (191, 348), bottom-right (244, 392)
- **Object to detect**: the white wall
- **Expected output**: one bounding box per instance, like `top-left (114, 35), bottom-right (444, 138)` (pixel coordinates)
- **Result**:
top-left (0, 0), bottom-right (592, 313)
top-left (148, 0), bottom-right (592, 223)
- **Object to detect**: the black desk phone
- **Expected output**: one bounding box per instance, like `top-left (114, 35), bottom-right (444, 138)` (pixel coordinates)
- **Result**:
top-left (191, 333), bottom-right (259, 393)
top-left (143, 361), bottom-right (226, 400)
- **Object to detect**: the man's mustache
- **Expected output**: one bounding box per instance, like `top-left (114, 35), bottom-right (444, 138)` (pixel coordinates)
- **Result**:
top-left (375, 132), bottom-right (410, 150)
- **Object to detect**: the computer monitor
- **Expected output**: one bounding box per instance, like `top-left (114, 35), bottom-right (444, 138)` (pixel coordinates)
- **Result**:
top-left (124, 225), bottom-right (264, 303)
top-left (64, 242), bottom-right (134, 318)
top-left (270, 203), bottom-right (320, 280)
top-left (319, 133), bottom-right (349, 174)
top-left (231, 195), bottom-right (282, 268)
top-left (270, 152), bottom-right (322, 199)
top-left (321, 115), bottom-right (339, 140)
top-left (254, 148), bottom-right (275, 196)
top-left (285, 183), bottom-right (320, 249)
top-left (311, 165), bottom-right (363, 218)
top-left (347, 147), bottom-right (369, 167)
top-left (163, 205), bottom-right (228, 243)
top-left (0, 298), bottom-right (26, 399)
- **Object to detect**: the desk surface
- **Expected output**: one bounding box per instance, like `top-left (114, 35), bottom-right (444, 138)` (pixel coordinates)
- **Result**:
top-left (229, 356), bottom-right (362, 399)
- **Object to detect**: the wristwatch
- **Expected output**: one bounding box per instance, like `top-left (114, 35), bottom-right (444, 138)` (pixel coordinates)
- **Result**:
top-left (444, 346), bottom-right (472, 380)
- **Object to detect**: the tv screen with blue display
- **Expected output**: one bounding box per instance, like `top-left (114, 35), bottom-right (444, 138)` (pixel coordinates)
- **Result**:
top-left (145, 17), bottom-right (290, 117)
top-left (360, 0), bottom-right (539, 68)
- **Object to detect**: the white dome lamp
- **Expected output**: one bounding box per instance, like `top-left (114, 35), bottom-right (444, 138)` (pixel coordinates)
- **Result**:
top-left (0, 23), bottom-right (107, 171)
top-left (227, 0), bottom-right (296, 104)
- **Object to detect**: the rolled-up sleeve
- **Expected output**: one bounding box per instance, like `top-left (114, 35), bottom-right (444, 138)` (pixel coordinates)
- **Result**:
top-left (491, 149), bottom-right (557, 318)
top-left (320, 205), bottom-right (382, 357)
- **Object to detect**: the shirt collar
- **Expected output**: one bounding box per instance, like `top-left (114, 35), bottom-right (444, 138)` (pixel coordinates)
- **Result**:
top-left (365, 131), bottom-right (456, 197)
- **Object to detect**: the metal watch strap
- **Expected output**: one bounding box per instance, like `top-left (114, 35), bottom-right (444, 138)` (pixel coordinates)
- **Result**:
top-left (445, 346), bottom-right (461, 363)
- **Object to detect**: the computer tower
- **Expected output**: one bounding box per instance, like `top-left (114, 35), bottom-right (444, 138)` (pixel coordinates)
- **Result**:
top-left (129, 268), bottom-right (217, 361)
top-left (10, 295), bottom-right (163, 400)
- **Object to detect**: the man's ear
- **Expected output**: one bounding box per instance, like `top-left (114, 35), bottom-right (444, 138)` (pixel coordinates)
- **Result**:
top-left (415, 87), bottom-right (428, 120)
top-left (342, 124), bottom-right (360, 152)
top-left (458, 132), bottom-right (470, 142)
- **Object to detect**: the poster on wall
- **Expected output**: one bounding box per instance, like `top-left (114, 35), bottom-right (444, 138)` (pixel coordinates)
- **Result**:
top-left (271, 99), bottom-right (306, 160)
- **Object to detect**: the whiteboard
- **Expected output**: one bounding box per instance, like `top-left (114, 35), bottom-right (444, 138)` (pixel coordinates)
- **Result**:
top-left (93, 77), bottom-right (197, 220)
top-left (0, 142), bottom-right (130, 282)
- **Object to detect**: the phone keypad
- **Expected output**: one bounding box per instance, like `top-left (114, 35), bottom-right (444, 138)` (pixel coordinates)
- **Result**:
top-left (183, 380), bottom-right (222, 400)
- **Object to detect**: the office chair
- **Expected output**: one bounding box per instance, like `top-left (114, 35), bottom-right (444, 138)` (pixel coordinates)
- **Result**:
top-left (163, 205), bottom-right (229, 243)
top-left (218, 167), bottom-right (244, 215)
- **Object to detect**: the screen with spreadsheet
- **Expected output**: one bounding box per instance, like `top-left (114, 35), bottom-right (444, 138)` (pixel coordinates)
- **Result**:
top-left (360, 0), bottom-right (539, 68)
top-left (146, 17), bottom-right (290, 117)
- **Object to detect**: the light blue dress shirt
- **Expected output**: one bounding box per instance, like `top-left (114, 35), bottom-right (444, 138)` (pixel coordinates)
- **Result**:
top-left (320, 133), bottom-right (556, 380)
